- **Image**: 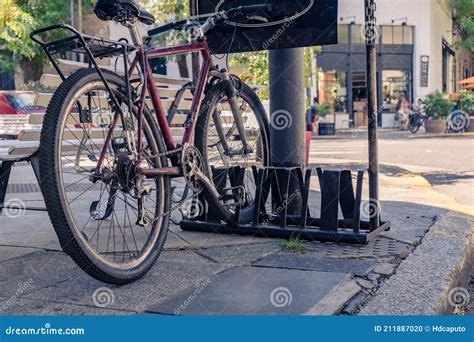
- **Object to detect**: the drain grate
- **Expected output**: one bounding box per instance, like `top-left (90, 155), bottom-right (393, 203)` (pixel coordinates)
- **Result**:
top-left (306, 236), bottom-right (411, 258)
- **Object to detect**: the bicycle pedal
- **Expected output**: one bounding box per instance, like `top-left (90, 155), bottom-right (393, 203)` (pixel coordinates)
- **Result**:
top-left (220, 185), bottom-right (246, 207)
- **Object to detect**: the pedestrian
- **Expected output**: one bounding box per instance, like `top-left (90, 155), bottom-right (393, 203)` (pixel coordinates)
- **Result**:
top-left (306, 97), bottom-right (319, 131)
top-left (395, 95), bottom-right (409, 130)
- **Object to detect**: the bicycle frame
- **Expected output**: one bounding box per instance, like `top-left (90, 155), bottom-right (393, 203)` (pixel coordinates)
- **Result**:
top-left (31, 23), bottom-right (214, 178)
top-left (97, 41), bottom-right (213, 177)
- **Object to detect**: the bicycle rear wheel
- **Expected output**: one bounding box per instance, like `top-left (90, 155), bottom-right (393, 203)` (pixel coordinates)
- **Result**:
top-left (194, 82), bottom-right (269, 224)
top-left (40, 68), bottom-right (170, 284)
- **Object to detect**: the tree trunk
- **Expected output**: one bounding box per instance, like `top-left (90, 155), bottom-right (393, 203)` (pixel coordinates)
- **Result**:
top-left (20, 56), bottom-right (43, 84)
top-left (176, 55), bottom-right (189, 78)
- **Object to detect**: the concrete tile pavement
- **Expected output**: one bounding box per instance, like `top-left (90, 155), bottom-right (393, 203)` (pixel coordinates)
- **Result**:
top-left (0, 158), bottom-right (472, 315)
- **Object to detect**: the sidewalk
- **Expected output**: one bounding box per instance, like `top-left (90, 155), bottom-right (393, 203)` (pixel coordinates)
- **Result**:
top-left (0, 161), bottom-right (472, 315)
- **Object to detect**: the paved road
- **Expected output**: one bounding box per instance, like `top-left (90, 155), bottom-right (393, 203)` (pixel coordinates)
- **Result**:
top-left (309, 132), bottom-right (474, 206)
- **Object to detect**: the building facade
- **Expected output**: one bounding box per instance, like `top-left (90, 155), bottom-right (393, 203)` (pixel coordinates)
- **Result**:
top-left (316, 0), bottom-right (473, 127)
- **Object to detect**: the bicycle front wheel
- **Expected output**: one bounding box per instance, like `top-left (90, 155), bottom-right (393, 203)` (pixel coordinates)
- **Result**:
top-left (195, 82), bottom-right (270, 224)
top-left (40, 68), bottom-right (170, 284)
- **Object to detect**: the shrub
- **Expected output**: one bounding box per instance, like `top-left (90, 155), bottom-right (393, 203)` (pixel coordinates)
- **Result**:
top-left (459, 90), bottom-right (474, 115)
top-left (318, 102), bottom-right (332, 118)
top-left (423, 91), bottom-right (454, 120)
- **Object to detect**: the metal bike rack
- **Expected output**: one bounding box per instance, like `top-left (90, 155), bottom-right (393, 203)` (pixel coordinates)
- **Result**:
top-left (180, 0), bottom-right (389, 245)
top-left (180, 166), bottom-right (391, 245)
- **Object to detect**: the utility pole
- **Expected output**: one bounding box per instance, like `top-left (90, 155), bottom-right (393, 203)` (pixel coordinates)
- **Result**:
top-left (364, 0), bottom-right (380, 230)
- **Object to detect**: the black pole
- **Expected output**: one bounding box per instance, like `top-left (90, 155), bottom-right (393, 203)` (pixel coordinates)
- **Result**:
top-left (364, 0), bottom-right (380, 229)
top-left (269, 48), bottom-right (306, 214)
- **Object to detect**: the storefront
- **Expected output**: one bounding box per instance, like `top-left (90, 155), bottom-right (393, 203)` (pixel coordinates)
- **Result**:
top-left (316, 24), bottom-right (414, 128)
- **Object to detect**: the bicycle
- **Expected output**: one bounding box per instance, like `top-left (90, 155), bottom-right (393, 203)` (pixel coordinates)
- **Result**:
top-left (408, 111), bottom-right (427, 134)
top-left (30, 0), bottom-right (272, 284)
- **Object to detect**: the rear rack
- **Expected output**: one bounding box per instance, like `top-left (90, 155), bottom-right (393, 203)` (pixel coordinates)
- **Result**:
top-left (30, 24), bottom-right (136, 133)
top-left (31, 24), bottom-right (136, 61)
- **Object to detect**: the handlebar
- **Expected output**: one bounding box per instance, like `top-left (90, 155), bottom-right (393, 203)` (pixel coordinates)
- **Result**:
top-left (147, 3), bottom-right (272, 38)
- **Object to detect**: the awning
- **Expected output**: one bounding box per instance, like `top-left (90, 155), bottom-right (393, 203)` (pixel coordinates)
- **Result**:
top-left (458, 76), bottom-right (474, 84)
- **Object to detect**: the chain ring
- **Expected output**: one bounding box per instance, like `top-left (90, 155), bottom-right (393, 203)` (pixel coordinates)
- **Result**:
top-left (182, 146), bottom-right (207, 193)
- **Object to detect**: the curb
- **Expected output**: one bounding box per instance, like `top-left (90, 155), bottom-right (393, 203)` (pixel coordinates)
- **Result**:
top-left (359, 212), bottom-right (473, 315)
top-left (305, 275), bottom-right (361, 315)
top-left (408, 132), bottom-right (474, 139)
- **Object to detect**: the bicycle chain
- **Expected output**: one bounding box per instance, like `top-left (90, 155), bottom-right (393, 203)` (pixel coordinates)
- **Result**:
top-left (152, 188), bottom-right (204, 223)
top-left (149, 146), bottom-right (184, 159)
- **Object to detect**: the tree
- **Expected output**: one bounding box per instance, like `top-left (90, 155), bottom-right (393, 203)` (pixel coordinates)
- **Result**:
top-left (0, 0), bottom-right (36, 77)
top-left (0, 0), bottom-right (94, 84)
top-left (231, 46), bottom-right (320, 102)
top-left (142, 0), bottom-right (190, 77)
top-left (453, 0), bottom-right (474, 49)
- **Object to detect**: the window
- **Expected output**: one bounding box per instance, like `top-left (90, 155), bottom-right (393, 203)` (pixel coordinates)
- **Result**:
top-left (317, 71), bottom-right (348, 113)
top-left (351, 24), bottom-right (363, 44)
top-left (393, 26), bottom-right (404, 45)
top-left (403, 26), bottom-right (413, 44)
top-left (381, 25), bottom-right (414, 45)
top-left (338, 24), bottom-right (349, 43)
top-left (381, 70), bottom-right (410, 112)
top-left (382, 26), bottom-right (393, 44)
top-left (5, 93), bottom-right (37, 110)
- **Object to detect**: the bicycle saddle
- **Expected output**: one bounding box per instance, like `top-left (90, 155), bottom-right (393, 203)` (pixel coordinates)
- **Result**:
top-left (94, 0), bottom-right (155, 25)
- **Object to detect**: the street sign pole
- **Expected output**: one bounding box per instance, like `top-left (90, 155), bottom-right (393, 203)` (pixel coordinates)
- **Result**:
top-left (189, 0), bottom-right (200, 85)
top-left (365, 0), bottom-right (380, 230)
top-left (269, 48), bottom-right (306, 214)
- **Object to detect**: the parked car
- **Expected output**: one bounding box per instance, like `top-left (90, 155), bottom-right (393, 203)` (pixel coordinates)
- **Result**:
top-left (0, 91), bottom-right (45, 115)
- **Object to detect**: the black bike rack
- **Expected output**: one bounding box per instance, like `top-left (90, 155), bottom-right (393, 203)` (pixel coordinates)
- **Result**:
top-left (180, 166), bottom-right (391, 245)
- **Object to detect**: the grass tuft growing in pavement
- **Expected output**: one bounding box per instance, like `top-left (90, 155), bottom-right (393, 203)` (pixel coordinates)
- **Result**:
top-left (278, 237), bottom-right (305, 253)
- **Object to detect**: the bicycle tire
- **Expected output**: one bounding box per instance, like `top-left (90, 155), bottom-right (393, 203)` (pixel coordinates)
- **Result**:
top-left (194, 82), bottom-right (270, 224)
top-left (39, 68), bottom-right (171, 284)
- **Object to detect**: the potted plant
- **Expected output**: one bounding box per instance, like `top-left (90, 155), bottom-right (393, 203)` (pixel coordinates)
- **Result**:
top-left (317, 102), bottom-right (335, 135)
top-left (459, 90), bottom-right (474, 132)
top-left (423, 91), bottom-right (454, 134)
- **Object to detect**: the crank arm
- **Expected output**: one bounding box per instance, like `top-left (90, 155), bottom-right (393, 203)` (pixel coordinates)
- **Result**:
top-left (192, 168), bottom-right (223, 204)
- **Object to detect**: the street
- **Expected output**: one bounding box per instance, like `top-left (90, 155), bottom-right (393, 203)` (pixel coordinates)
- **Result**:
top-left (310, 132), bottom-right (474, 207)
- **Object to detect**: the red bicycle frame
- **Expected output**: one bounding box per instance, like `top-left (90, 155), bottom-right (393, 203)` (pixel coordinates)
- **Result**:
top-left (96, 40), bottom-right (213, 177)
